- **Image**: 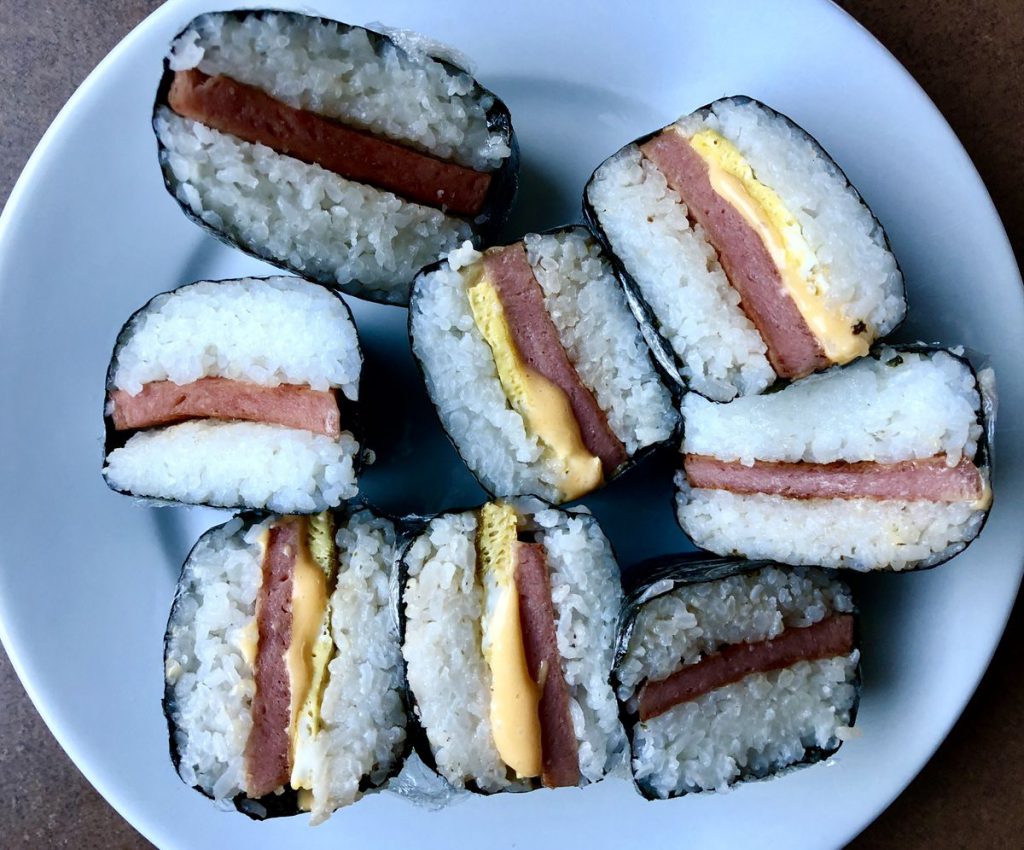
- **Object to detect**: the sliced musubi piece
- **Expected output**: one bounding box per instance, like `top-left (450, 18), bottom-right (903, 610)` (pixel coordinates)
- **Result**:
top-left (163, 508), bottom-right (408, 823)
top-left (614, 557), bottom-right (860, 799)
top-left (102, 276), bottom-right (362, 513)
top-left (584, 96), bottom-right (906, 401)
top-left (676, 346), bottom-right (995, 571)
top-left (399, 498), bottom-right (626, 792)
top-left (154, 10), bottom-right (518, 304)
top-left (409, 228), bottom-right (678, 504)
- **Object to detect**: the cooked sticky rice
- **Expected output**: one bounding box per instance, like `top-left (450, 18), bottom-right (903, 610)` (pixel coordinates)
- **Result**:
top-left (155, 109), bottom-right (473, 301)
top-left (105, 421), bottom-right (359, 514)
top-left (110, 276), bottom-right (361, 399)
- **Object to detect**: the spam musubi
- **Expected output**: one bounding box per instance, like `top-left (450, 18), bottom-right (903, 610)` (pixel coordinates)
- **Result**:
top-left (585, 96), bottom-right (905, 400)
top-left (163, 508), bottom-right (408, 822)
top-left (400, 499), bottom-right (626, 791)
top-left (103, 276), bottom-right (361, 513)
top-left (615, 558), bottom-right (860, 799)
top-left (409, 228), bottom-right (678, 505)
top-left (676, 347), bottom-right (994, 571)
top-left (154, 10), bottom-right (517, 304)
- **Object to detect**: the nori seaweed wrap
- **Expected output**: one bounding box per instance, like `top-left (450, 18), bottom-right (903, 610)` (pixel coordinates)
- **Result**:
top-left (163, 506), bottom-right (409, 823)
top-left (584, 96), bottom-right (906, 401)
top-left (102, 275), bottom-right (363, 513)
top-left (614, 556), bottom-right (861, 800)
top-left (675, 345), bottom-right (995, 571)
top-left (154, 9), bottom-right (518, 305)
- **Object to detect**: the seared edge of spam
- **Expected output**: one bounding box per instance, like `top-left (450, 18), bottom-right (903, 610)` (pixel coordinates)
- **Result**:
top-left (613, 555), bottom-right (861, 800)
top-left (101, 276), bottom-right (364, 513)
top-left (405, 226), bottom-right (679, 505)
top-left (153, 10), bottom-right (518, 305)
top-left (394, 498), bottom-right (627, 794)
top-left (582, 95), bottom-right (907, 398)
top-left (162, 502), bottom-right (411, 821)
top-left (674, 344), bottom-right (995, 572)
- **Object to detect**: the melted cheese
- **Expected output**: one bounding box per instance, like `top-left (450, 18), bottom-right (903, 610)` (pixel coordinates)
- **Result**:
top-left (236, 619), bottom-right (259, 667)
top-left (686, 128), bottom-right (869, 364)
top-left (975, 477), bottom-right (993, 512)
top-left (478, 502), bottom-right (543, 779)
top-left (468, 273), bottom-right (603, 501)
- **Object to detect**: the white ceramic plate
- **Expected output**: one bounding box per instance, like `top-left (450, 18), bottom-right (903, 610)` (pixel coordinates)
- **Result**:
top-left (0, 0), bottom-right (1020, 847)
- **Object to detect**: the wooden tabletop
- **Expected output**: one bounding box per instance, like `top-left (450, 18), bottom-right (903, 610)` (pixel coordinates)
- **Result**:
top-left (1, 2), bottom-right (1021, 847)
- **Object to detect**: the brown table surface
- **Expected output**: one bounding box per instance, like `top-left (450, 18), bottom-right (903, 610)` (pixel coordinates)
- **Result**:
top-left (1, 1), bottom-right (1021, 848)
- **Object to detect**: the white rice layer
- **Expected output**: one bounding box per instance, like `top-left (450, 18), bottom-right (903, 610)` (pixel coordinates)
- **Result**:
top-left (164, 516), bottom-right (268, 800)
top-left (112, 277), bottom-right (360, 399)
top-left (156, 109), bottom-right (471, 300)
top-left (632, 653), bottom-right (859, 798)
top-left (104, 421), bottom-right (359, 513)
top-left (523, 229), bottom-right (677, 455)
top-left (616, 567), bottom-right (853, 701)
top-left (588, 146), bottom-right (773, 401)
top-left (535, 507), bottom-right (626, 782)
top-left (169, 12), bottom-right (510, 170)
top-left (410, 236), bottom-right (675, 503)
top-left (676, 478), bottom-right (988, 572)
top-left (683, 349), bottom-right (983, 466)
top-left (304, 511), bottom-right (407, 824)
top-left (673, 98), bottom-right (904, 336)
top-left (401, 511), bottom-right (511, 791)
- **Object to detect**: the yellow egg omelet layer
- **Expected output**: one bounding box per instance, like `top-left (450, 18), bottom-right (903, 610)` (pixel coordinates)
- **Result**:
top-left (477, 501), bottom-right (542, 779)
top-left (286, 514), bottom-right (336, 794)
top-left (467, 272), bottom-right (602, 501)
top-left (687, 128), bottom-right (868, 363)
